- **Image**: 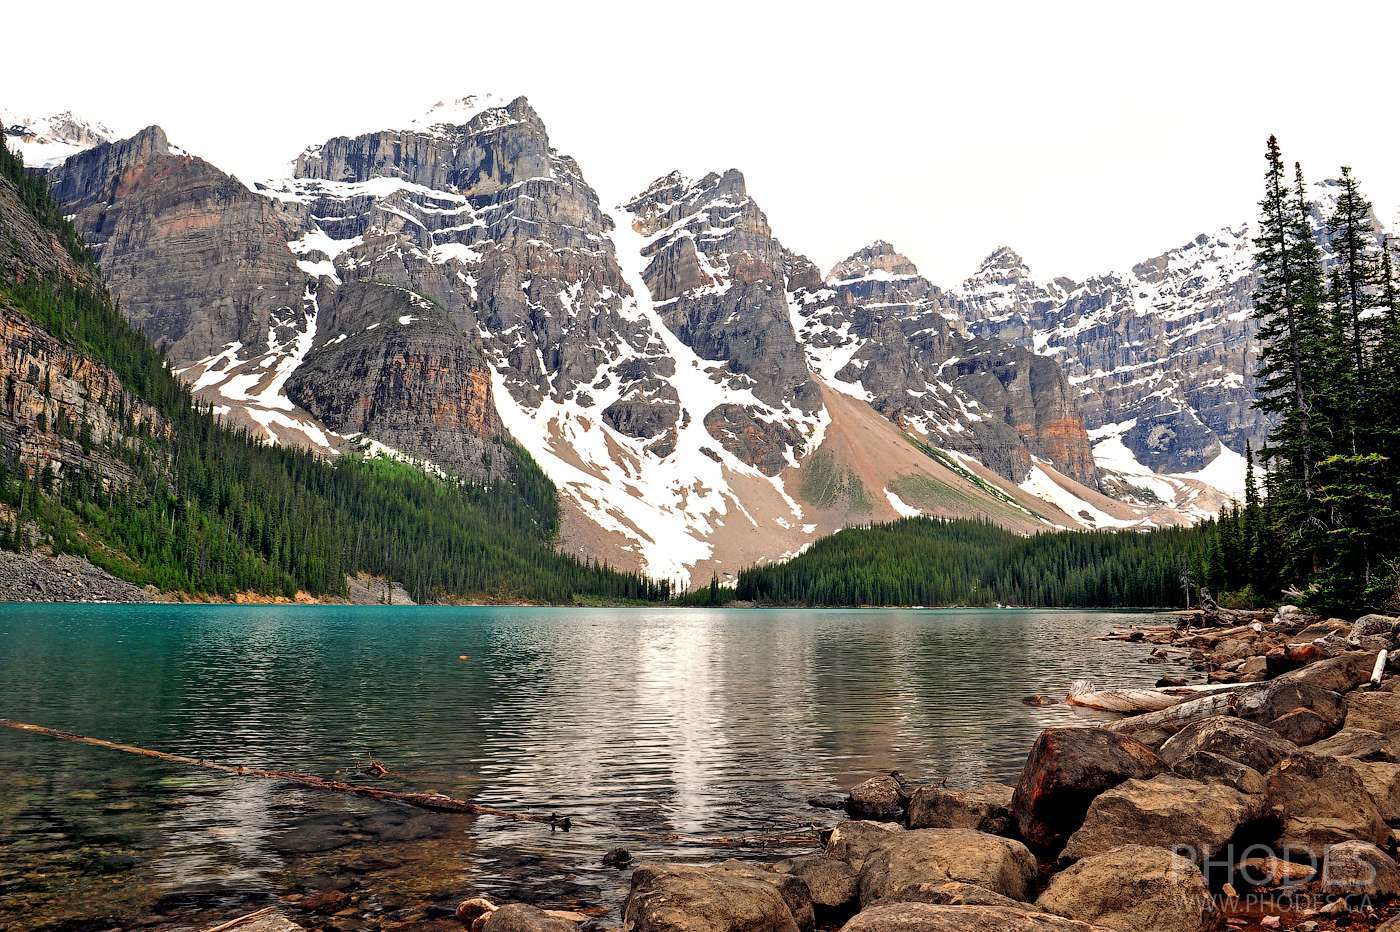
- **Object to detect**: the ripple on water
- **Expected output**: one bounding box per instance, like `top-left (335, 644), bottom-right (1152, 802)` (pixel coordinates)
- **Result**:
top-left (0, 604), bottom-right (1162, 927)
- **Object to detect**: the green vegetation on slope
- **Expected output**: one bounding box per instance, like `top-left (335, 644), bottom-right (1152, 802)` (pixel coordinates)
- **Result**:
top-left (735, 517), bottom-right (1211, 608)
top-left (0, 136), bottom-right (668, 604)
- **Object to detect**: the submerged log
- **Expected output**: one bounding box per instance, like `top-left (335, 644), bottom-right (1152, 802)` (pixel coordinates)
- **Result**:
top-left (0, 718), bottom-right (549, 822)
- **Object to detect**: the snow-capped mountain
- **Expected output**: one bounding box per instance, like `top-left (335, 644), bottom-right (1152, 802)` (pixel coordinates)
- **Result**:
top-left (1, 109), bottom-right (113, 168)
top-left (29, 94), bottom-right (1255, 583)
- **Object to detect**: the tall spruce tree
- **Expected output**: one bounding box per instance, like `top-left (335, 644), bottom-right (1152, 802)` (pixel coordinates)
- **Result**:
top-left (1326, 167), bottom-right (1381, 388)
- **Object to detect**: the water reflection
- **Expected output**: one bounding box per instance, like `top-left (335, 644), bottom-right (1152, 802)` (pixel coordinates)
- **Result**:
top-left (0, 604), bottom-right (1160, 927)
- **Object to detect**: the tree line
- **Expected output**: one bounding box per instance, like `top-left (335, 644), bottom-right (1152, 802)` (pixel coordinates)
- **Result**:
top-left (1208, 138), bottom-right (1400, 613)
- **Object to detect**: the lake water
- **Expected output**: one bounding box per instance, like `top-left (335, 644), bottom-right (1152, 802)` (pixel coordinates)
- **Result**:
top-left (0, 604), bottom-right (1165, 929)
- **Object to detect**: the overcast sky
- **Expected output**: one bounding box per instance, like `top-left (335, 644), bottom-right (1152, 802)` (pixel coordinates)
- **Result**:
top-left (8, 0), bottom-right (1398, 284)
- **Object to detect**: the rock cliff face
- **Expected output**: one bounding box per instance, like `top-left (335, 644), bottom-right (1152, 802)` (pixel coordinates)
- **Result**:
top-left (48, 126), bottom-right (308, 364)
top-left (0, 109), bottom-right (112, 169)
top-left (790, 241), bottom-right (1098, 487)
top-left (0, 172), bottom-right (165, 488)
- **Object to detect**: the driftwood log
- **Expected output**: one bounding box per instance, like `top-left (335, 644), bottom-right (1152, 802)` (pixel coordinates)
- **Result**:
top-left (0, 718), bottom-right (549, 822)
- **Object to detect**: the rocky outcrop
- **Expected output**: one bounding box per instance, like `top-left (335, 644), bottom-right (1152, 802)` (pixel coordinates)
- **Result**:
top-left (790, 241), bottom-right (1098, 487)
top-left (48, 126), bottom-right (307, 364)
top-left (855, 828), bottom-right (1038, 905)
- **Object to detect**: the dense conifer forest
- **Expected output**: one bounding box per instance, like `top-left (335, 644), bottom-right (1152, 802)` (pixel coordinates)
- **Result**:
top-left (1209, 139), bottom-right (1400, 613)
top-left (0, 137), bottom-right (669, 604)
top-left (734, 518), bottom-right (1211, 608)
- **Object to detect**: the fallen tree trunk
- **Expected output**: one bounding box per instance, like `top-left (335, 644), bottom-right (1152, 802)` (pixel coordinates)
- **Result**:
top-left (0, 718), bottom-right (547, 822)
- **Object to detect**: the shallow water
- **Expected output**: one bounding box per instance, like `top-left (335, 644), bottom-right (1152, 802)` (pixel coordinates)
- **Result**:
top-left (0, 604), bottom-right (1165, 928)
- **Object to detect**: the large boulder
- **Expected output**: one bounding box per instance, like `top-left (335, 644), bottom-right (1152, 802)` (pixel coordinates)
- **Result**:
top-left (1035, 845), bottom-right (1217, 932)
top-left (1012, 728), bottom-right (1165, 852)
top-left (623, 862), bottom-right (812, 932)
top-left (481, 905), bottom-right (576, 932)
top-left (848, 776), bottom-right (905, 822)
top-left (1157, 716), bottom-right (1296, 774)
top-left (839, 903), bottom-right (1104, 931)
top-left (1338, 759), bottom-right (1400, 822)
top-left (773, 854), bottom-right (858, 910)
top-left (907, 784), bottom-right (1014, 834)
top-left (1169, 750), bottom-right (1265, 795)
top-left (867, 881), bottom-right (1022, 909)
top-left (1308, 727), bottom-right (1400, 762)
top-left (856, 828), bottom-right (1038, 905)
top-left (1344, 691), bottom-right (1400, 734)
top-left (1061, 775), bottom-right (1265, 867)
top-left (1319, 840), bottom-right (1400, 897)
top-left (1265, 754), bottom-right (1387, 857)
top-left (1275, 651), bottom-right (1379, 693)
top-left (1268, 707), bottom-right (1334, 745)
top-left (826, 821), bottom-right (903, 872)
top-left (1351, 615), bottom-right (1398, 640)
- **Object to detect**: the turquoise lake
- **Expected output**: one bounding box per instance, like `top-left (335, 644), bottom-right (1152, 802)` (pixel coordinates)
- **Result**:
top-left (0, 604), bottom-right (1164, 929)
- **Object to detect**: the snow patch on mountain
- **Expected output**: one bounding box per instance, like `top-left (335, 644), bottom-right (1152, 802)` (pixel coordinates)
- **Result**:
top-left (1, 109), bottom-right (113, 168)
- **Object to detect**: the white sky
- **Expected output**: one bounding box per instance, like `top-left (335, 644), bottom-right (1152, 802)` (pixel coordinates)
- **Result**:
top-left (8, 0), bottom-right (1398, 285)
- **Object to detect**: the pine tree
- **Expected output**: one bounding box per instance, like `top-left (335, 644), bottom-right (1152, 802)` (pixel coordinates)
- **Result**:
top-left (1327, 167), bottom-right (1381, 387)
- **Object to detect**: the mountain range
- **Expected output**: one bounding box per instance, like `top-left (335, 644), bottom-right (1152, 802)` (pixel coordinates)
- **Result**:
top-left (6, 96), bottom-right (1353, 587)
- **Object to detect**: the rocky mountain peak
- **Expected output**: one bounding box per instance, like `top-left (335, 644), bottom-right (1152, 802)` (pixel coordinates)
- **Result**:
top-left (407, 93), bottom-right (536, 137)
top-left (827, 241), bottom-right (919, 282)
top-left (1, 107), bottom-right (115, 168)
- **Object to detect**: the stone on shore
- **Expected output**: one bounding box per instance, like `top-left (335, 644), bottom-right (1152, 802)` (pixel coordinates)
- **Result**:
top-left (839, 903), bottom-right (1104, 931)
top-left (856, 828), bottom-right (1038, 905)
top-left (1351, 614), bottom-right (1398, 640)
top-left (1060, 775), bottom-right (1264, 867)
top-left (1168, 750), bottom-right (1266, 795)
top-left (1035, 845), bottom-right (1217, 932)
top-left (1237, 855), bottom-right (1315, 889)
top-left (773, 854), bottom-right (858, 910)
top-left (1275, 651), bottom-right (1380, 693)
top-left (1307, 727), bottom-right (1400, 762)
top-left (1011, 727), bottom-right (1165, 852)
top-left (624, 862), bottom-right (811, 932)
top-left (1265, 754), bottom-right (1387, 857)
top-left (1338, 758), bottom-right (1400, 821)
top-left (1157, 716), bottom-right (1297, 774)
top-left (481, 904), bottom-right (577, 932)
top-left (1268, 707), bottom-right (1334, 745)
top-left (1319, 840), bottom-right (1400, 897)
top-left (907, 783), bottom-right (1014, 834)
top-left (1343, 690), bottom-right (1400, 733)
top-left (848, 775), bottom-right (905, 822)
top-left (826, 820), bottom-right (904, 872)
top-left (868, 881), bottom-right (1022, 909)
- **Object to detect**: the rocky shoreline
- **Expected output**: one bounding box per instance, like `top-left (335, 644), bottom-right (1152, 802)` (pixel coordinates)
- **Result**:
top-left (421, 605), bottom-right (1400, 932)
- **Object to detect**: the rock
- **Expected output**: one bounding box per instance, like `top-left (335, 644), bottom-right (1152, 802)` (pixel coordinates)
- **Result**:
top-left (848, 776), bottom-right (905, 822)
top-left (808, 792), bottom-right (849, 810)
top-left (1156, 676), bottom-right (1189, 688)
top-left (1036, 845), bottom-right (1217, 932)
top-left (839, 903), bottom-right (1102, 931)
top-left (1265, 754), bottom-right (1387, 857)
top-left (1307, 727), bottom-right (1400, 762)
top-left (603, 848), bottom-right (633, 868)
top-left (1351, 615), bottom-right (1398, 640)
top-left (457, 897), bottom-right (497, 923)
top-left (868, 881), bottom-right (1023, 909)
top-left (624, 862), bottom-right (810, 932)
top-left (1344, 691), bottom-right (1400, 733)
top-left (710, 861), bottom-right (816, 929)
top-left (1169, 750), bottom-right (1266, 795)
top-left (1278, 604), bottom-right (1303, 618)
top-left (774, 854), bottom-right (858, 910)
top-left (1237, 855), bottom-right (1315, 888)
top-left (1012, 727), bottom-right (1166, 852)
top-left (1319, 840), bottom-right (1400, 897)
top-left (1268, 707), bottom-right (1334, 745)
top-left (826, 820), bottom-right (904, 872)
top-left (856, 828), bottom-right (1038, 905)
top-left (1295, 618), bottom-right (1351, 641)
top-left (907, 784), bottom-right (1015, 834)
top-left (1338, 759), bottom-right (1400, 821)
top-left (1061, 775), bottom-right (1265, 867)
top-left (232, 914), bottom-right (306, 932)
top-left (481, 904), bottom-right (576, 932)
top-left (1158, 716), bottom-right (1297, 774)
top-left (1277, 652), bottom-right (1379, 693)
